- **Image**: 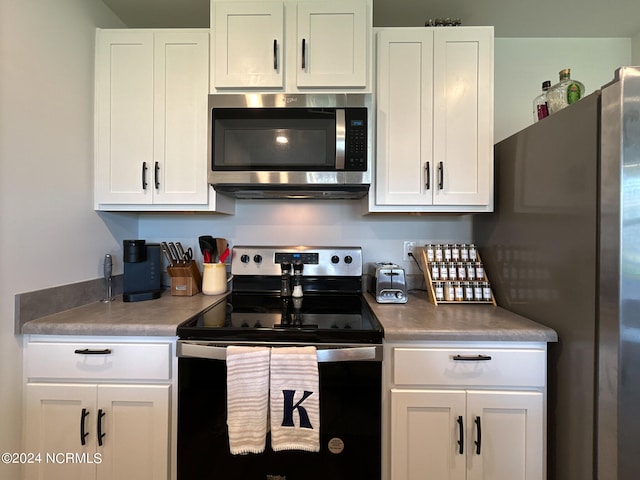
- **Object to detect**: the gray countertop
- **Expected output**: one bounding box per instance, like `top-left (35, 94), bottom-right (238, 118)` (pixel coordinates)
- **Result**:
top-left (364, 292), bottom-right (558, 343)
top-left (21, 292), bottom-right (228, 337)
top-left (21, 290), bottom-right (557, 343)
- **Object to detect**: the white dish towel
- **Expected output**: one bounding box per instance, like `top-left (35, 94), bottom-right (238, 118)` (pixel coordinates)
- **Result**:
top-left (226, 345), bottom-right (271, 454)
top-left (269, 346), bottom-right (320, 452)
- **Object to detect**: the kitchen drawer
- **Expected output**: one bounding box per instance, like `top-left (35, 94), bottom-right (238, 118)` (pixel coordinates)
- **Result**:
top-left (393, 347), bottom-right (546, 387)
top-left (25, 341), bottom-right (172, 381)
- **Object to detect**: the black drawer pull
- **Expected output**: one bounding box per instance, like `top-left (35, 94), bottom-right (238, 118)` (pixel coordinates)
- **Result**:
top-left (273, 39), bottom-right (278, 70)
top-left (453, 354), bottom-right (492, 361)
top-left (154, 161), bottom-right (160, 189)
top-left (74, 348), bottom-right (112, 355)
top-left (474, 416), bottom-right (482, 454)
top-left (425, 161), bottom-right (431, 190)
top-left (141, 161), bottom-right (148, 190)
top-left (97, 409), bottom-right (106, 446)
top-left (80, 408), bottom-right (90, 446)
top-left (456, 415), bottom-right (464, 454)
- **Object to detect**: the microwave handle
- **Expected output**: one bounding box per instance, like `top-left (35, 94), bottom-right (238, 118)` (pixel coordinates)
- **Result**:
top-left (336, 109), bottom-right (346, 170)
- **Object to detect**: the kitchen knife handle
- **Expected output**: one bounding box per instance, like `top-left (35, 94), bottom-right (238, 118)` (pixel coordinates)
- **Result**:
top-left (273, 39), bottom-right (278, 70)
top-left (457, 415), bottom-right (464, 454)
top-left (474, 416), bottom-right (482, 454)
top-left (425, 162), bottom-right (431, 190)
top-left (154, 161), bottom-right (160, 189)
top-left (141, 162), bottom-right (148, 190)
top-left (438, 161), bottom-right (444, 190)
top-left (97, 409), bottom-right (106, 447)
top-left (80, 408), bottom-right (90, 446)
top-left (302, 38), bottom-right (306, 69)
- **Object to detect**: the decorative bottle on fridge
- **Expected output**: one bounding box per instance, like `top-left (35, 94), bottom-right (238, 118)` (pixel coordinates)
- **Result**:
top-left (547, 68), bottom-right (585, 114)
top-left (533, 80), bottom-right (551, 121)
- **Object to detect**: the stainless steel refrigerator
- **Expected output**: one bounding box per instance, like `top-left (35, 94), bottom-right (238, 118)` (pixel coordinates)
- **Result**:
top-left (474, 66), bottom-right (640, 480)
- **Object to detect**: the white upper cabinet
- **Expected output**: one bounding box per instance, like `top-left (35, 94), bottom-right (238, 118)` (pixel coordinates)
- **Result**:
top-left (213, 1), bottom-right (284, 88)
top-left (95, 29), bottom-right (234, 213)
top-left (295, 0), bottom-right (368, 88)
top-left (371, 27), bottom-right (494, 213)
top-left (210, 0), bottom-right (372, 92)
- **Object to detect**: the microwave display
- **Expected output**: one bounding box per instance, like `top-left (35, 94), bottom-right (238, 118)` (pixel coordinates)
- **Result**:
top-left (211, 107), bottom-right (367, 172)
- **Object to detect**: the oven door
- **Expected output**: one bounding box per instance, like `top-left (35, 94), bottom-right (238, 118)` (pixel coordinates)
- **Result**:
top-left (177, 342), bottom-right (382, 480)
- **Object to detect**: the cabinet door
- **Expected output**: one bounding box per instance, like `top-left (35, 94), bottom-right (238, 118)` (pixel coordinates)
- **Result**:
top-left (375, 29), bottom-right (434, 205)
top-left (213, 1), bottom-right (284, 88)
top-left (24, 383), bottom-right (98, 480)
top-left (390, 389), bottom-right (466, 480)
top-left (466, 390), bottom-right (544, 480)
top-left (95, 30), bottom-right (154, 205)
top-left (296, 0), bottom-right (367, 88)
top-left (152, 31), bottom-right (209, 205)
top-left (432, 27), bottom-right (493, 206)
top-left (96, 385), bottom-right (170, 480)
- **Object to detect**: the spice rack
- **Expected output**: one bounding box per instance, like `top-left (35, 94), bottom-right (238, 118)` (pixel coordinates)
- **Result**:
top-left (418, 244), bottom-right (496, 306)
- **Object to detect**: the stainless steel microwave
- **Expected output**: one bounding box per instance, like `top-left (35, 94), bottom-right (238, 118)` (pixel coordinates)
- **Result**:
top-left (207, 93), bottom-right (370, 199)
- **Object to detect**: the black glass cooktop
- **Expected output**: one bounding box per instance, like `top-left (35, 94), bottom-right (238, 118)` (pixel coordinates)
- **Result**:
top-left (178, 293), bottom-right (383, 344)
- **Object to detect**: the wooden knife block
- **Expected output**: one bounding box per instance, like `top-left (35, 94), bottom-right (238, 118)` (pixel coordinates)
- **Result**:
top-left (167, 261), bottom-right (202, 296)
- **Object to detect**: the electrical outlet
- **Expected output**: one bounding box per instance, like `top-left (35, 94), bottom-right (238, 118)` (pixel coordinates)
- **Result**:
top-left (403, 241), bottom-right (417, 261)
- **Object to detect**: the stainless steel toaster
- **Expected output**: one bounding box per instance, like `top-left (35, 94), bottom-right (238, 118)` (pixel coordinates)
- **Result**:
top-left (370, 262), bottom-right (407, 303)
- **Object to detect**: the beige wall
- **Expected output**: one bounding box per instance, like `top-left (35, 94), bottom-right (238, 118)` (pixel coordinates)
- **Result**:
top-left (0, 0), bottom-right (128, 475)
top-left (495, 37), bottom-right (632, 142)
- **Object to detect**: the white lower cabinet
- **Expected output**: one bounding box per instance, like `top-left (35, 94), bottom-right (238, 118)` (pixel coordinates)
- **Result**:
top-left (385, 343), bottom-right (547, 480)
top-left (22, 337), bottom-right (176, 480)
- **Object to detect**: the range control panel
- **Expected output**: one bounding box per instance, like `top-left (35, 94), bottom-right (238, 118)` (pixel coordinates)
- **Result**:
top-left (231, 246), bottom-right (362, 277)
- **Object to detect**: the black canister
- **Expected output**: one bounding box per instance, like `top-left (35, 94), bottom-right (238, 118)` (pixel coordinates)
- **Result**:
top-left (123, 239), bottom-right (146, 263)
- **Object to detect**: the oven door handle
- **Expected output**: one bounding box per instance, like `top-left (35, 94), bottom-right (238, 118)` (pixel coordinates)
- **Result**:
top-left (177, 341), bottom-right (382, 362)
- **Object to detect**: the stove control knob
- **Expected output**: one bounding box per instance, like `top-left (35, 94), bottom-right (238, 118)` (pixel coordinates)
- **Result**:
top-left (331, 255), bottom-right (340, 264)
top-left (344, 255), bottom-right (353, 264)
top-left (253, 254), bottom-right (263, 264)
top-left (241, 254), bottom-right (250, 263)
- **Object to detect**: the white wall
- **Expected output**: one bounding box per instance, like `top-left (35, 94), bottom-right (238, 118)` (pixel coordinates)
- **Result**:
top-left (138, 202), bottom-right (473, 277)
top-left (633, 32), bottom-right (640, 65)
top-left (495, 37), bottom-right (631, 142)
top-left (0, 0), bottom-right (129, 473)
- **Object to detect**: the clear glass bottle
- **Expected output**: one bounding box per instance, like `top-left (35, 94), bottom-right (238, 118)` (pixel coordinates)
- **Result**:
top-left (533, 80), bottom-right (551, 122)
top-left (547, 68), bottom-right (585, 114)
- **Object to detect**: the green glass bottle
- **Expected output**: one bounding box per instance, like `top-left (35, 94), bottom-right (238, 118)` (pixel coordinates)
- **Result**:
top-left (546, 68), bottom-right (585, 114)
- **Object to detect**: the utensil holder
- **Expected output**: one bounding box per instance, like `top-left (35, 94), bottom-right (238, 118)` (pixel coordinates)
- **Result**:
top-left (167, 261), bottom-right (202, 296)
top-left (202, 263), bottom-right (228, 295)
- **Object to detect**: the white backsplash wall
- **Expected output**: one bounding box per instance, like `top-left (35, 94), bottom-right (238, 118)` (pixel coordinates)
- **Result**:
top-left (138, 200), bottom-right (473, 276)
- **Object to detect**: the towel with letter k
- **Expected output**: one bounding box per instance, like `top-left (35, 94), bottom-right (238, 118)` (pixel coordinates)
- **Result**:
top-left (269, 346), bottom-right (320, 452)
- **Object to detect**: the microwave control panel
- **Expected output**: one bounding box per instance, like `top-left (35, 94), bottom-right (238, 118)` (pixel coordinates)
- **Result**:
top-left (345, 108), bottom-right (367, 171)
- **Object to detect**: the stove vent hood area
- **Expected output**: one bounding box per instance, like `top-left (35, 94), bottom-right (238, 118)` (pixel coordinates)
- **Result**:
top-left (213, 184), bottom-right (370, 200)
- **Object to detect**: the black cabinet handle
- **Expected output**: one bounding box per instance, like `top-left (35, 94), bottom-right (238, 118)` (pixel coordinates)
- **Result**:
top-left (453, 354), bottom-right (492, 361)
top-left (456, 415), bottom-right (464, 454)
top-left (425, 162), bottom-right (431, 190)
top-left (97, 409), bottom-right (106, 447)
top-left (438, 161), bottom-right (444, 189)
top-left (80, 408), bottom-right (90, 446)
top-left (154, 161), bottom-right (160, 189)
top-left (474, 416), bottom-right (482, 454)
top-left (74, 348), bottom-right (112, 355)
top-left (142, 162), bottom-right (148, 190)
top-left (273, 39), bottom-right (278, 70)
top-left (302, 38), bottom-right (306, 69)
